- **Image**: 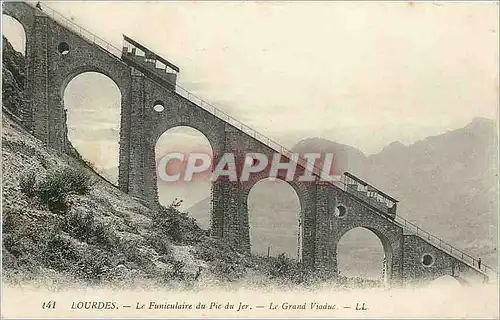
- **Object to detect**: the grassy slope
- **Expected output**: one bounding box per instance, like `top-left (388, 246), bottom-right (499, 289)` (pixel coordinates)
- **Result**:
top-left (1, 111), bottom-right (290, 289)
top-left (2, 114), bottom-right (381, 289)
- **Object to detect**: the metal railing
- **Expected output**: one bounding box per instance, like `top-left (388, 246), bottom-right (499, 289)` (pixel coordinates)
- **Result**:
top-left (29, 1), bottom-right (498, 281)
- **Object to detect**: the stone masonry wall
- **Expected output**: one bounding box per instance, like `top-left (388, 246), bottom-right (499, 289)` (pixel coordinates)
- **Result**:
top-left (123, 69), bottom-right (320, 265)
top-left (402, 235), bottom-right (487, 284)
top-left (314, 184), bottom-right (404, 284)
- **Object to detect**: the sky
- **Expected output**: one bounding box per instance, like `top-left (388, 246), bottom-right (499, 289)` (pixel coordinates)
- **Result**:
top-left (2, 1), bottom-right (499, 207)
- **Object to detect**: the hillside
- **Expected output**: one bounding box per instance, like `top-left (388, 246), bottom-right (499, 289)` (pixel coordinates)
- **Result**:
top-left (3, 110), bottom-right (255, 287)
top-left (2, 35), bottom-right (24, 118)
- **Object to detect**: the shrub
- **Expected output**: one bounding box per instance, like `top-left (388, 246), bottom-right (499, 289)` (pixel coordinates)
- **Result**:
top-left (63, 211), bottom-right (94, 240)
top-left (41, 230), bottom-right (78, 271)
top-left (74, 247), bottom-right (112, 281)
top-left (151, 199), bottom-right (206, 244)
top-left (145, 231), bottom-right (173, 257)
top-left (63, 211), bottom-right (118, 249)
top-left (194, 238), bottom-right (247, 281)
top-left (116, 240), bottom-right (155, 274)
top-left (19, 169), bottom-right (36, 196)
top-left (152, 199), bottom-right (183, 242)
top-left (267, 253), bottom-right (305, 284)
top-left (3, 210), bottom-right (57, 261)
top-left (19, 165), bottom-right (93, 213)
top-left (171, 260), bottom-right (186, 280)
top-left (36, 165), bottom-right (92, 197)
top-left (91, 220), bottom-right (119, 249)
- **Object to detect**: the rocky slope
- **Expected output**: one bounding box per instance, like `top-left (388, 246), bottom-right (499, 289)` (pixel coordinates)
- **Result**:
top-left (2, 35), bottom-right (25, 118)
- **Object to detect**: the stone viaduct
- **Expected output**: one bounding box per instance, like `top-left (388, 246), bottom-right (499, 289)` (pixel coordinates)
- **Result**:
top-left (3, 1), bottom-right (494, 286)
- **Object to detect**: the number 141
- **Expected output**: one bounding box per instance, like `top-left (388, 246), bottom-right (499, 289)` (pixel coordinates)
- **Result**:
top-left (42, 301), bottom-right (56, 309)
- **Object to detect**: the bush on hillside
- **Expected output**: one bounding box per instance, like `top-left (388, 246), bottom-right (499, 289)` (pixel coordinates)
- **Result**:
top-left (19, 166), bottom-right (93, 213)
top-left (152, 198), bottom-right (206, 244)
top-left (194, 238), bottom-right (248, 281)
top-left (62, 210), bottom-right (118, 249)
top-left (171, 260), bottom-right (186, 280)
top-left (19, 168), bottom-right (36, 197)
top-left (74, 247), bottom-right (112, 281)
top-left (144, 231), bottom-right (173, 258)
top-left (41, 229), bottom-right (79, 271)
top-left (3, 208), bottom-right (55, 260)
top-left (261, 253), bottom-right (308, 285)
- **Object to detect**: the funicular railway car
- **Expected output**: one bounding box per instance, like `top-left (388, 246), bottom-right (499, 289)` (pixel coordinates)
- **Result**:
top-left (343, 172), bottom-right (398, 220)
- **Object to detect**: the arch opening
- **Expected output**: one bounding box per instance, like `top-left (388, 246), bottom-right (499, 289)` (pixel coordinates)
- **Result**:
top-left (335, 204), bottom-right (347, 218)
top-left (429, 275), bottom-right (462, 288)
top-left (153, 100), bottom-right (165, 112)
top-left (336, 227), bottom-right (390, 285)
top-left (58, 41), bottom-right (70, 55)
top-left (63, 72), bottom-right (121, 185)
top-left (247, 178), bottom-right (302, 259)
top-left (2, 14), bottom-right (26, 54)
top-left (155, 126), bottom-right (213, 228)
top-left (421, 253), bottom-right (435, 267)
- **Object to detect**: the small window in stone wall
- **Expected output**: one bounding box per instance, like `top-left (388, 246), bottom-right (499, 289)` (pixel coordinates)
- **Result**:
top-left (421, 253), bottom-right (435, 267)
top-left (153, 100), bottom-right (165, 112)
top-left (58, 42), bottom-right (70, 55)
top-left (335, 204), bottom-right (347, 218)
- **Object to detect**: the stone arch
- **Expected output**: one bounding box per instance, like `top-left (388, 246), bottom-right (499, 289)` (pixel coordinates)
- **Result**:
top-left (240, 171), bottom-right (314, 259)
top-left (2, 14), bottom-right (28, 120)
top-left (47, 57), bottom-right (131, 152)
top-left (146, 95), bottom-right (225, 163)
top-left (140, 119), bottom-right (221, 209)
top-left (315, 188), bottom-right (404, 283)
top-left (428, 275), bottom-right (464, 287)
top-left (122, 81), bottom-right (227, 212)
top-left (244, 177), bottom-right (303, 258)
top-left (151, 123), bottom-right (218, 159)
top-left (241, 169), bottom-right (310, 210)
top-left (335, 224), bottom-right (394, 283)
top-left (154, 125), bottom-right (214, 216)
top-left (2, 14), bottom-right (27, 54)
top-left (336, 226), bottom-right (391, 283)
top-left (2, 2), bottom-right (34, 51)
top-left (62, 71), bottom-right (122, 184)
top-left (59, 66), bottom-right (128, 100)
